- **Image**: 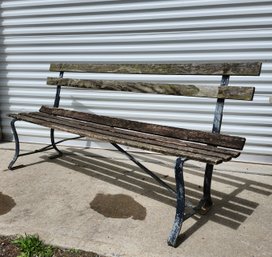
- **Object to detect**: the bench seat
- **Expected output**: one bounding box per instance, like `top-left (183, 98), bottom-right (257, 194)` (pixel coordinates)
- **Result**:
top-left (9, 105), bottom-right (242, 165)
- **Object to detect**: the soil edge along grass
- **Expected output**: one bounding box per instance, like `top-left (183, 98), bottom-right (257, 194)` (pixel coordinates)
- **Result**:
top-left (0, 234), bottom-right (106, 257)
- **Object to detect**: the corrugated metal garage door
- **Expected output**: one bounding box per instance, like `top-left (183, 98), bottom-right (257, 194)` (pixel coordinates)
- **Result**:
top-left (0, 0), bottom-right (271, 163)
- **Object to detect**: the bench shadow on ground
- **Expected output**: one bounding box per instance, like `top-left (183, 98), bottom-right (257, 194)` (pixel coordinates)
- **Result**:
top-left (11, 147), bottom-right (272, 246)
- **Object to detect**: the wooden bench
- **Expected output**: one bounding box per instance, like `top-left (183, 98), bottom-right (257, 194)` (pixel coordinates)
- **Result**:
top-left (8, 62), bottom-right (262, 247)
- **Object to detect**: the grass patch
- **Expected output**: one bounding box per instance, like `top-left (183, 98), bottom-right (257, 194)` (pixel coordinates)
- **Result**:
top-left (12, 234), bottom-right (53, 257)
top-left (0, 234), bottom-right (106, 257)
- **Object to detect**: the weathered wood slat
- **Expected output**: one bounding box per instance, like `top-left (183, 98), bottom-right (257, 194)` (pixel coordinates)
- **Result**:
top-left (40, 106), bottom-right (246, 150)
top-left (47, 77), bottom-right (255, 101)
top-left (30, 112), bottom-right (236, 161)
top-left (9, 112), bottom-right (225, 164)
top-left (33, 113), bottom-right (232, 161)
top-left (50, 62), bottom-right (262, 76)
top-left (35, 111), bottom-right (240, 158)
top-left (23, 111), bottom-right (241, 158)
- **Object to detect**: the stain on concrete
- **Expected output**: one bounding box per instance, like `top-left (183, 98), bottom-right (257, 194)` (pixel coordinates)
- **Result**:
top-left (0, 192), bottom-right (16, 215)
top-left (90, 193), bottom-right (146, 220)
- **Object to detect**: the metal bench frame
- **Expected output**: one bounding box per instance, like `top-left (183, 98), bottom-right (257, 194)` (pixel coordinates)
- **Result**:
top-left (8, 62), bottom-right (261, 247)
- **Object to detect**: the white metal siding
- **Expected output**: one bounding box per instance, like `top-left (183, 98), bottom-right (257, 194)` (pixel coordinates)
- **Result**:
top-left (0, 0), bottom-right (271, 163)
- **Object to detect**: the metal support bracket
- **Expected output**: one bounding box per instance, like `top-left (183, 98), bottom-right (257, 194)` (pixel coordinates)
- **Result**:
top-left (110, 143), bottom-right (190, 247)
top-left (8, 117), bottom-right (82, 170)
top-left (111, 143), bottom-right (177, 196)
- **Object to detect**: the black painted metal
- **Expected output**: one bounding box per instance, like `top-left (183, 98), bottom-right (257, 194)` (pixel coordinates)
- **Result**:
top-left (52, 135), bottom-right (83, 146)
top-left (111, 143), bottom-right (177, 196)
top-left (212, 75), bottom-right (229, 134)
top-left (50, 129), bottom-right (63, 157)
top-left (199, 75), bottom-right (230, 212)
top-left (53, 71), bottom-right (63, 107)
top-left (8, 128), bottom-right (82, 170)
top-left (8, 119), bottom-right (20, 170)
top-left (167, 157), bottom-right (186, 247)
top-left (111, 142), bottom-right (193, 244)
top-left (43, 136), bottom-right (81, 155)
top-left (110, 143), bottom-right (197, 219)
top-left (13, 136), bottom-right (82, 158)
top-left (50, 71), bottom-right (64, 156)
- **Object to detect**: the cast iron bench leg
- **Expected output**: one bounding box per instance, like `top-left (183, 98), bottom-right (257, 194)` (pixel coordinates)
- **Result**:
top-left (167, 157), bottom-right (186, 247)
top-left (8, 118), bottom-right (20, 170)
top-left (195, 163), bottom-right (214, 215)
top-left (49, 128), bottom-right (63, 159)
top-left (8, 121), bottom-right (63, 170)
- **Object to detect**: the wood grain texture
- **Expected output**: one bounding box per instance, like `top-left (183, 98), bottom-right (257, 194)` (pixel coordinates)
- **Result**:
top-left (47, 77), bottom-right (255, 101)
top-left (8, 110), bottom-right (240, 158)
top-left (49, 62), bottom-right (262, 76)
top-left (39, 106), bottom-right (246, 150)
top-left (36, 112), bottom-right (239, 159)
top-left (9, 111), bottom-right (234, 164)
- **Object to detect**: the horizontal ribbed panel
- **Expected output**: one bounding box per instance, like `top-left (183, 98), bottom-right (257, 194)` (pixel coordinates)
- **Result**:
top-left (0, 0), bottom-right (271, 164)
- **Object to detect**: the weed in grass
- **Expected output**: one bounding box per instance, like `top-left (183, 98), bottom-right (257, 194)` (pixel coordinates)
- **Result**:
top-left (12, 234), bottom-right (53, 257)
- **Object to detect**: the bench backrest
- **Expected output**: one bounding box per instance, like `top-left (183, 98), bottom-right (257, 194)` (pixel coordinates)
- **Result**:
top-left (46, 62), bottom-right (262, 150)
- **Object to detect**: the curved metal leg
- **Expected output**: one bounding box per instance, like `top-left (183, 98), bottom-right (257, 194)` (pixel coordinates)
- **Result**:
top-left (195, 163), bottom-right (213, 215)
top-left (50, 128), bottom-right (63, 158)
top-left (8, 119), bottom-right (20, 170)
top-left (167, 157), bottom-right (186, 247)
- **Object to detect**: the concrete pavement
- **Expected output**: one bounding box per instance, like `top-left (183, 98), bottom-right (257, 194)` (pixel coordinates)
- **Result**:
top-left (0, 142), bottom-right (271, 257)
